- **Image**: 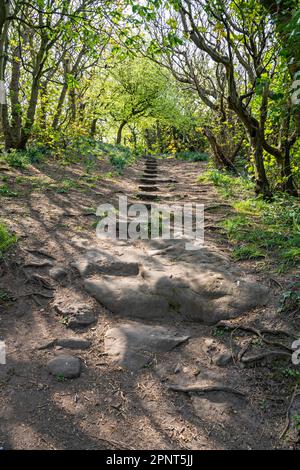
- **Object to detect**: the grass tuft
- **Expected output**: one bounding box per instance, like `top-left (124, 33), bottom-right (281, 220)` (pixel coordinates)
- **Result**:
top-left (176, 151), bottom-right (209, 162)
top-left (0, 223), bottom-right (16, 257)
top-left (198, 169), bottom-right (300, 272)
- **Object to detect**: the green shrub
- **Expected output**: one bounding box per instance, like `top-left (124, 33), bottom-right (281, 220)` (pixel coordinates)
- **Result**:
top-left (201, 170), bottom-right (300, 272)
top-left (0, 223), bottom-right (16, 256)
top-left (0, 184), bottom-right (18, 197)
top-left (5, 150), bottom-right (30, 169)
top-left (176, 150), bottom-right (209, 162)
top-left (2, 144), bottom-right (48, 169)
top-left (26, 144), bottom-right (49, 163)
top-left (197, 169), bottom-right (254, 197)
top-left (98, 143), bottom-right (135, 173)
top-left (232, 245), bottom-right (265, 260)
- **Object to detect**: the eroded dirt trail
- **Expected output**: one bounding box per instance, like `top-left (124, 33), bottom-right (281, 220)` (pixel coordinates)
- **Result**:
top-left (0, 156), bottom-right (298, 450)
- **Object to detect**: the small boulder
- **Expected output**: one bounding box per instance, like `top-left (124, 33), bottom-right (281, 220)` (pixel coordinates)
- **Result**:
top-left (213, 352), bottom-right (232, 367)
top-left (68, 310), bottom-right (96, 328)
top-left (49, 266), bottom-right (68, 282)
top-left (47, 355), bottom-right (81, 378)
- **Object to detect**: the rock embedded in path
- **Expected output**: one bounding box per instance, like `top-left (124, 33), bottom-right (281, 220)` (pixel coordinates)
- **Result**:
top-left (47, 355), bottom-right (81, 378)
top-left (53, 300), bottom-right (90, 316)
top-left (213, 352), bottom-right (232, 367)
top-left (84, 276), bottom-right (170, 319)
top-left (49, 266), bottom-right (68, 282)
top-left (56, 338), bottom-right (91, 350)
top-left (72, 248), bottom-right (139, 277)
top-left (105, 322), bottom-right (189, 370)
top-left (79, 239), bottom-right (268, 325)
top-left (84, 268), bottom-right (268, 324)
top-left (68, 310), bottom-right (96, 328)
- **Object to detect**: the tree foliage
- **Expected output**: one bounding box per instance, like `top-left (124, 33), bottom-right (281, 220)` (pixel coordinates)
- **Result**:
top-left (0, 0), bottom-right (298, 197)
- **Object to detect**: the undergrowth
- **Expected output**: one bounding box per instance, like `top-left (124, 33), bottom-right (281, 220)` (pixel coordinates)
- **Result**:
top-left (198, 169), bottom-right (300, 272)
top-left (0, 222), bottom-right (16, 257)
top-left (0, 137), bottom-right (135, 175)
top-left (175, 150), bottom-right (209, 162)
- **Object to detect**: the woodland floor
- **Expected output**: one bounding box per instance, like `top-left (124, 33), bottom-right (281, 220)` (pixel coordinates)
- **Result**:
top-left (0, 155), bottom-right (299, 450)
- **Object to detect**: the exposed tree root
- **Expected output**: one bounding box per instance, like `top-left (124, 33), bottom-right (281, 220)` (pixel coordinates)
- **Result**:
top-left (24, 261), bottom-right (53, 268)
top-left (218, 321), bottom-right (296, 353)
top-left (241, 351), bottom-right (291, 364)
top-left (167, 384), bottom-right (246, 397)
top-left (280, 385), bottom-right (299, 439)
top-left (237, 338), bottom-right (252, 361)
top-left (26, 273), bottom-right (54, 290)
top-left (18, 291), bottom-right (54, 299)
top-left (25, 249), bottom-right (56, 260)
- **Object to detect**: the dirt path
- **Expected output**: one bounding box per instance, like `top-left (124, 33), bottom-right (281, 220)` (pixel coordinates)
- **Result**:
top-left (0, 156), bottom-right (299, 450)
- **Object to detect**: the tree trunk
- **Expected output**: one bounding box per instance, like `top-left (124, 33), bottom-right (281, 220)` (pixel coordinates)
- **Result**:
top-left (52, 58), bottom-right (69, 130)
top-left (52, 84), bottom-right (68, 130)
top-left (203, 127), bottom-right (237, 173)
top-left (40, 80), bottom-right (48, 130)
top-left (281, 143), bottom-right (298, 195)
top-left (0, 1), bottom-right (11, 149)
top-left (250, 130), bottom-right (272, 199)
top-left (9, 44), bottom-right (22, 146)
top-left (116, 120), bottom-right (126, 145)
top-left (90, 118), bottom-right (97, 138)
top-left (156, 121), bottom-right (163, 152)
top-left (69, 87), bottom-right (76, 122)
top-left (18, 75), bottom-right (41, 149)
top-left (226, 83), bottom-right (271, 197)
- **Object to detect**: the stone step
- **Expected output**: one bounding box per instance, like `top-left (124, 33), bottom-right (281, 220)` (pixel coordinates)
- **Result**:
top-left (139, 186), bottom-right (159, 192)
top-left (140, 179), bottom-right (158, 184)
top-left (140, 178), bottom-right (176, 184)
top-left (145, 167), bottom-right (158, 171)
top-left (137, 193), bottom-right (159, 201)
top-left (141, 173), bottom-right (157, 179)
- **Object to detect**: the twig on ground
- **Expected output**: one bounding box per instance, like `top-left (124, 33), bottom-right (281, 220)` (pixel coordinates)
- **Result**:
top-left (88, 433), bottom-right (135, 450)
top-left (280, 385), bottom-right (299, 439)
top-left (167, 384), bottom-right (246, 397)
top-left (269, 278), bottom-right (283, 289)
